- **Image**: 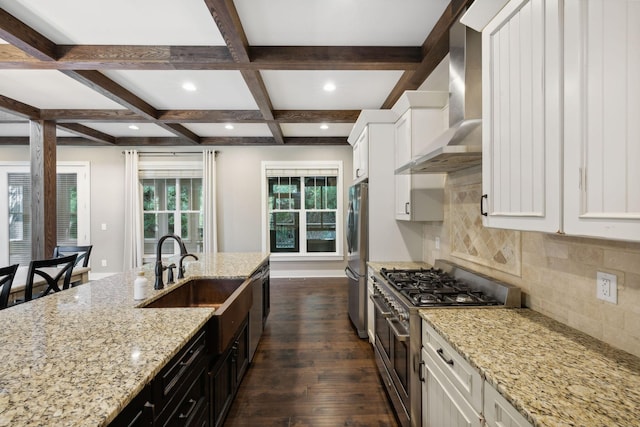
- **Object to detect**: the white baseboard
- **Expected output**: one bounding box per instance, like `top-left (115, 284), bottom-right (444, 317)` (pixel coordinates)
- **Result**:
top-left (269, 269), bottom-right (346, 278)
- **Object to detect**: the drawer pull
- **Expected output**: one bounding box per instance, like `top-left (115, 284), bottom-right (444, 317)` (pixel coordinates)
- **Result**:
top-left (178, 398), bottom-right (197, 420)
top-left (436, 348), bottom-right (454, 366)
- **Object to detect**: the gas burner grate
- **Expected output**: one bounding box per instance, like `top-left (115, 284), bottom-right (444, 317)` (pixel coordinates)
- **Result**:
top-left (381, 267), bottom-right (503, 307)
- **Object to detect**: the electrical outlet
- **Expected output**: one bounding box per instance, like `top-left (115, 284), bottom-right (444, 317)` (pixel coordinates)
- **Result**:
top-left (101, 259), bottom-right (107, 267)
top-left (435, 237), bottom-right (440, 250)
top-left (596, 271), bottom-right (617, 304)
top-left (101, 223), bottom-right (107, 230)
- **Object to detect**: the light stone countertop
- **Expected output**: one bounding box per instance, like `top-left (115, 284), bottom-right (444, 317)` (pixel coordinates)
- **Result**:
top-left (367, 261), bottom-right (431, 272)
top-left (0, 252), bottom-right (269, 427)
top-left (420, 308), bottom-right (640, 427)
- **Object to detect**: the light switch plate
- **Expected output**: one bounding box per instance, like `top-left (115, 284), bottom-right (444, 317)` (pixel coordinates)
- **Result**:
top-left (596, 271), bottom-right (617, 304)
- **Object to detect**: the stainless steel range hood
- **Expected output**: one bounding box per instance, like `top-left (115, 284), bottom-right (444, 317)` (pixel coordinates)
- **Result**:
top-left (396, 21), bottom-right (483, 174)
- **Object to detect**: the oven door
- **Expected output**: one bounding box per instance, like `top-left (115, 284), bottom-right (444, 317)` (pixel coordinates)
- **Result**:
top-left (371, 294), bottom-right (411, 426)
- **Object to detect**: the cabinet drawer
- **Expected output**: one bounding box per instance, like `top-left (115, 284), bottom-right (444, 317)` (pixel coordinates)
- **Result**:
top-left (158, 364), bottom-right (209, 427)
top-left (422, 348), bottom-right (483, 427)
top-left (154, 328), bottom-right (207, 411)
top-left (422, 320), bottom-right (482, 412)
top-left (484, 381), bottom-right (533, 427)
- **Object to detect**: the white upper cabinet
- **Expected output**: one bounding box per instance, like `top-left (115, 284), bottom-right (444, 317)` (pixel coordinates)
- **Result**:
top-left (352, 126), bottom-right (369, 183)
top-left (392, 92), bottom-right (448, 221)
top-left (481, 0), bottom-right (563, 233)
top-left (563, 0), bottom-right (640, 241)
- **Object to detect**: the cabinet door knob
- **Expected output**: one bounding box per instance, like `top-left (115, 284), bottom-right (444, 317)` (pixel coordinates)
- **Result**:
top-left (480, 194), bottom-right (488, 217)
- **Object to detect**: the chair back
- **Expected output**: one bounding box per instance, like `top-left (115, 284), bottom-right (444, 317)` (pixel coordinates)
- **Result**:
top-left (0, 264), bottom-right (19, 309)
top-left (53, 245), bottom-right (93, 268)
top-left (25, 254), bottom-right (78, 302)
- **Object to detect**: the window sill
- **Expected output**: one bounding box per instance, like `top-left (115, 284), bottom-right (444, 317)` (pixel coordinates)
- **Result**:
top-left (270, 253), bottom-right (344, 262)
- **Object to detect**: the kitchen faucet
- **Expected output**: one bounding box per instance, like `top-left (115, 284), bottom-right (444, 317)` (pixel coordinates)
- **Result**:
top-left (154, 234), bottom-right (187, 290)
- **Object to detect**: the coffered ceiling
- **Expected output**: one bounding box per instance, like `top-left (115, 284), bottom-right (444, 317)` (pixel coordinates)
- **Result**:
top-left (0, 0), bottom-right (471, 147)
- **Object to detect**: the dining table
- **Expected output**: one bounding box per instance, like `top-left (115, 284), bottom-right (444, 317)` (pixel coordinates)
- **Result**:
top-left (8, 265), bottom-right (91, 305)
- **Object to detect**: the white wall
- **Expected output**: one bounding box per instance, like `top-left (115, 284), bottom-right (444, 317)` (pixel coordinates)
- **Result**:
top-left (1, 144), bottom-right (353, 277)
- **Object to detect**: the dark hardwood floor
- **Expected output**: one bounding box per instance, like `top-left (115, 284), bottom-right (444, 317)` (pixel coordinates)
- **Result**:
top-left (223, 277), bottom-right (399, 427)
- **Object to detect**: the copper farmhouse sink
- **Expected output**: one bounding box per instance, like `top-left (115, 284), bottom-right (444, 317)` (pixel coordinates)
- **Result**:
top-left (143, 278), bottom-right (246, 309)
top-left (142, 277), bottom-right (253, 355)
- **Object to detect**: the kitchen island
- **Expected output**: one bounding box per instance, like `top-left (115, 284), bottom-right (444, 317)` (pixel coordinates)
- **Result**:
top-left (420, 308), bottom-right (640, 427)
top-left (0, 252), bottom-right (269, 427)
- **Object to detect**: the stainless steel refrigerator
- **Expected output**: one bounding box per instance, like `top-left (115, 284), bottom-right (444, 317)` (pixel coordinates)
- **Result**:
top-left (345, 182), bottom-right (368, 338)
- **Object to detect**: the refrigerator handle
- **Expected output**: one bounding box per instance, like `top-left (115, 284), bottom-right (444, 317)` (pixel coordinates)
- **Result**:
top-left (344, 266), bottom-right (361, 281)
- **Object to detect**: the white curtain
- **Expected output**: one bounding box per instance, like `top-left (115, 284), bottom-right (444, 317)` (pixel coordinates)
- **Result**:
top-left (202, 150), bottom-right (218, 253)
top-left (123, 150), bottom-right (143, 269)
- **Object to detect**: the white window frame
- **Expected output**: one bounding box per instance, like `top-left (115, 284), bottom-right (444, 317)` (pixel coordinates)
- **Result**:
top-left (0, 161), bottom-right (91, 265)
top-left (138, 160), bottom-right (203, 264)
top-left (261, 160), bottom-right (344, 261)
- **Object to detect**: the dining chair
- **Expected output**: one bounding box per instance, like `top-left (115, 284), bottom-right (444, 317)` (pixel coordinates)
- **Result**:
top-left (0, 264), bottom-right (19, 309)
top-left (24, 254), bottom-right (78, 302)
top-left (53, 245), bottom-right (93, 268)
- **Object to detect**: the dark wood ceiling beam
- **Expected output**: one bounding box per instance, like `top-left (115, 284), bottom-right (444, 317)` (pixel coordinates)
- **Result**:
top-left (0, 44), bottom-right (420, 70)
top-left (273, 110), bottom-right (360, 123)
top-left (57, 45), bottom-right (234, 69)
top-left (250, 46), bottom-right (421, 70)
top-left (41, 109), bottom-right (144, 122)
top-left (239, 70), bottom-right (274, 121)
top-left (57, 123), bottom-right (116, 144)
top-left (0, 94), bottom-right (40, 119)
top-left (0, 136), bottom-right (349, 146)
top-left (381, 0), bottom-right (474, 109)
top-left (157, 109), bottom-right (264, 123)
top-left (204, 0), bottom-right (250, 63)
top-left (206, 0), bottom-right (284, 144)
top-left (0, 9), bottom-right (57, 61)
top-left (60, 70), bottom-right (200, 143)
top-left (38, 108), bottom-right (359, 124)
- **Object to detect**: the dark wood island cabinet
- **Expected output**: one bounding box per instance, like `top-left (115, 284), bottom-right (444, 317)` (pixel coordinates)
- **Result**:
top-left (108, 257), bottom-right (269, 427)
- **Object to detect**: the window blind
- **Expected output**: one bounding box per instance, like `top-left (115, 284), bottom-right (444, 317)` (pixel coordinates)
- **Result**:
top-left (8, 173), bottom-right (31, 265)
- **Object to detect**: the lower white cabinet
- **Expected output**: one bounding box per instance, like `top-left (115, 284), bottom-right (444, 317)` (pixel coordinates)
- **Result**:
top-left (422, 347), bottom-right (483, 427)
top-left (484, 381), bottom-right (533, 427)
top-left (422, 320), bottom-right (483, 426)
top-left (422, 319), bottom-right (531, 427)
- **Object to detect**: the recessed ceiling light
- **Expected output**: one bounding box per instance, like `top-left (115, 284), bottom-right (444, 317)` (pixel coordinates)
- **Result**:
top-left (182, 82), bottom-right (197, 92)
top-left (323, 82), bottom-right (336, 92)
top-left (320, 124), bottom-right (329, 130)
top-left (128, 125), bottom-right (139, 130)
top-left (225, 124), bottom-right (234, 130)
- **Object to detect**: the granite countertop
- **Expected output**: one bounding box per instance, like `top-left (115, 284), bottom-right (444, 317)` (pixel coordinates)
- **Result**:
top-left (367, 261), bottom-right (431, 272)
top-left (420, 308), bottom-right (640, 427)
top-left (0, 252), bottom-right (269, 427)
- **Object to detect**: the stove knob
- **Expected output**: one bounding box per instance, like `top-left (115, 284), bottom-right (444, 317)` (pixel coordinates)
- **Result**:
top-left (399, 312), bottom-right (409, 321)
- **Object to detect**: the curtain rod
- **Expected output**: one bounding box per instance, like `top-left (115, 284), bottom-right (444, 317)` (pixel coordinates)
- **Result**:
top-left (121, 150), bottom-right (218, 156)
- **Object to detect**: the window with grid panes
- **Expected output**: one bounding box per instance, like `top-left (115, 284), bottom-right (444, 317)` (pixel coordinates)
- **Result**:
top-left (138, 159), bottom-right (204, 261)
top-left (264, 162), bottom-right (342, 257)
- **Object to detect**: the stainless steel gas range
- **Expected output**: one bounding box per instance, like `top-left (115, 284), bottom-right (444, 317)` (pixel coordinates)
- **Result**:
top-left (369, 259), bottom-right (521, 427)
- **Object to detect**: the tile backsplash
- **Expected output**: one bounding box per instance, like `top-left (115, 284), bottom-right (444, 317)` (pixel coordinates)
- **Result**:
top-left (424, 166), bottom-right (640, 358)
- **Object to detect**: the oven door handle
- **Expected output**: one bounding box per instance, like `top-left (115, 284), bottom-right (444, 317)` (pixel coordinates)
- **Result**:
top-left (370, 294), bottom-right (392, 318)
top-left (388, 318), bottom-right (409, 342)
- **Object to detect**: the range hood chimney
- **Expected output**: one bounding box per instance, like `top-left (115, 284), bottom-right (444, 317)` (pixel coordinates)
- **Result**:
top-left (396, 21), bottom-right (483, 174)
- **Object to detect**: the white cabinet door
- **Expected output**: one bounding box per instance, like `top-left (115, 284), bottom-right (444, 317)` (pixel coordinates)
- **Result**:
top-left (394, 109), bottom-right (446, 221)
top-left (421, 348), bottom-right (482, 427)
top-left (563, 0), bottom-right (640, 241)
top-left (481, 0), bottom-right (562, 233)
top-left (352, 126), bottom-right (369, 183)
top-left (484, 381), bottom-right (533, 427)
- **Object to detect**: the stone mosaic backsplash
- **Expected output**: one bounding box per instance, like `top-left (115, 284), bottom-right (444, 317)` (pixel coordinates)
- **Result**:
top-left (449, 181), bottom-right (521, 276)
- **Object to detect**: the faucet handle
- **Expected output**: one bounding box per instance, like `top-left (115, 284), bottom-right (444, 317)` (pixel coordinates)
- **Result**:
top-left (178, 253), bottom-right (198, 279)
top-left (166, 263), bottom-right (176, 284)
